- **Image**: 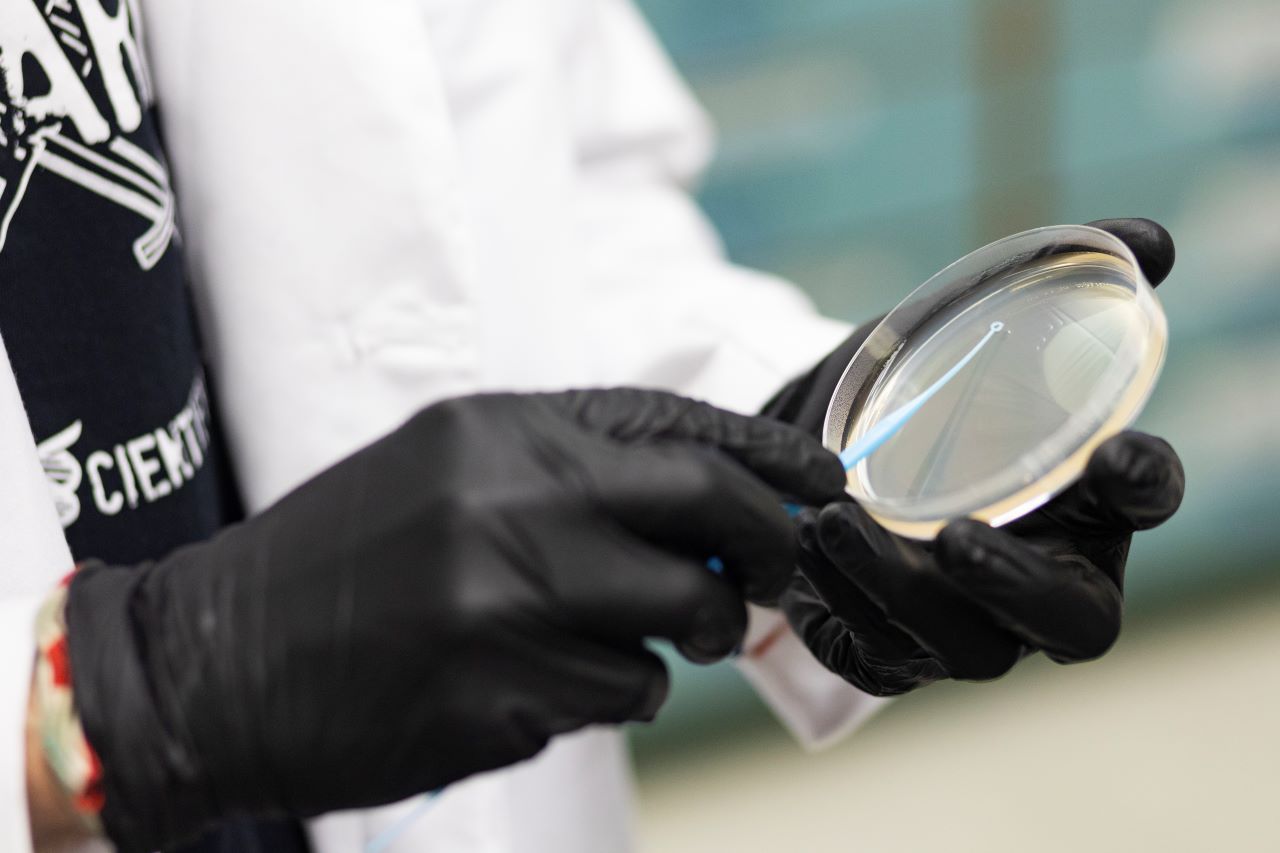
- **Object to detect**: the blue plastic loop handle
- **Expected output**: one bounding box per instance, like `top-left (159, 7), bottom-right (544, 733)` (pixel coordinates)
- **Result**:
top-left (838, 321), bottom-right (1004, 470)
top-left (365, 790), bottom-right (441, 853)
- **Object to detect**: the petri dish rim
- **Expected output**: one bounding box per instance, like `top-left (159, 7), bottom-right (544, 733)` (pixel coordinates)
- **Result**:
top-left (822, 225), bottom-right (1168, 540)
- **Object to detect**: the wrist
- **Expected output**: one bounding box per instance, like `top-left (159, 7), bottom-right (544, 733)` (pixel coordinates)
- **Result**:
top-left (27, 676), bottom-right (90, 852)
top-left (28, 576), bottom-right (104, 849)
top-left (27, 575), bottom-right (102, 851)
top-left (67, 560), bottom-right (226, 853)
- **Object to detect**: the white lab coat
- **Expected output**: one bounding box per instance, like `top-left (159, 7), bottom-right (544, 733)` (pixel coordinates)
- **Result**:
top-left (0, 0), bottom-right (886, 850)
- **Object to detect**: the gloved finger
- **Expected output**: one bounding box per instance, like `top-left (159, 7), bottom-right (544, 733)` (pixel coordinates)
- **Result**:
top-left (1027, 431), bottom-right (1185, 541)
top-left (936, 518), bottom-right (1123, 663)
top-left (780, 572), bottom-right (947, 696)
top-left (794, 507), bottom-right (889, 630)
top-left (555, 519), bottom-right (748, 664)
top-left (1078, 431), bottom-right (1185, 532)
top-left (815, 504), bottom-right (1024, 681)
top-left (556, 644), bottom-right (673, 725)
top-left (582, 438), bottom-right (798, 606)
top-left (612, 648), bottom-right (672, 723)
top-left (450, 643), bottom-right (670, 791)
top-left (793, 509), bottom-right (924, 663)
top-left (520, 636), bottom-right (673, 735)
top-left (551, 388), bottom-right (847, 505)
top-left (1083, 218), bottom-right (1176, 287)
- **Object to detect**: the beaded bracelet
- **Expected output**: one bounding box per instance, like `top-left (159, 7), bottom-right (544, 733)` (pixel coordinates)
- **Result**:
top-left (33, 573), bottom-right (105, 834)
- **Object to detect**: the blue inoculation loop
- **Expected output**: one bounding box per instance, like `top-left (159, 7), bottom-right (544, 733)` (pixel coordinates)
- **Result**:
top-left (838, 321), bottom-right (1005, 471)
top-left (366, 790), bottom-right (442, 853)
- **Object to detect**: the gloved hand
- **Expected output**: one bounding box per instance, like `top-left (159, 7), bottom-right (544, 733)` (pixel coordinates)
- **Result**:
top-left (785, 431), bottom-right (1184, 695)
top-left (64, 389), bottom-right (845, 852)
top-left (766, 218), bottom-right (1186, 695)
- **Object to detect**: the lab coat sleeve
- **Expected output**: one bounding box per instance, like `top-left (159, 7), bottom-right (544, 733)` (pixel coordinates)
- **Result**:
top-left (0, 331), bottom-right (84, 853)
top-left (564, 0), bottom-right (890, 746)
top-left (565, 0), bottom-right (854, 413)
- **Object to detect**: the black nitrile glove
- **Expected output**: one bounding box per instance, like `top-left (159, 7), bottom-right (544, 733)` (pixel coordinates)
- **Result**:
top-left (765, 218), bottom-right (1186, 695)
top-left (65, 389), bottom-right (845, 852)
top-left (785, 431), bottom-right (1184, 695)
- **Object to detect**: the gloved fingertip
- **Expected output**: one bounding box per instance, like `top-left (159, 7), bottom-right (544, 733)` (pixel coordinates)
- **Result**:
top-left (769, 434), bottom-right (849, 505)
top-left (1085, 432), bottom-right (1186, 528)
top-left (1131, 218), bottom-right (1175, 286)
top-left (676, 640), bottom-right (735, 665)
top-left (808, 448), bottom-right (849, 501)
top-left (794, 506), bottom-right (821, 551)
top-left (936, 519), bottom-right (1051, 590)
top-left (1085, 218), bottom-right (1175, 286)
top-left (936, 517), bottom-right (988, 560)
top-left (1087, 431), bottom-right (1142, 479)
top-left (816, 502), bottom-right (855, 547)
top-left (632, 666), bottom-right (670, 722)
top-left (816, 502), bottom-right (880, 567)
top-left (678, 598), bottom-right (747, 664)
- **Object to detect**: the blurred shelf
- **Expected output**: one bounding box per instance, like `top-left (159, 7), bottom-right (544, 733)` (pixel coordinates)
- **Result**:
top-left (630, 0), bottom-right (1280, 744)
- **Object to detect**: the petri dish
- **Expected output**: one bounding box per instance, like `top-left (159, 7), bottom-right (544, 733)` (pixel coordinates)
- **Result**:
top-left (822, 225), bottom-right (1167, 540)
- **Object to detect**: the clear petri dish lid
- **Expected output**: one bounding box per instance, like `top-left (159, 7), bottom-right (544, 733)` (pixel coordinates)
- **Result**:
top-left (822, 225), bottom-right (1168, 540)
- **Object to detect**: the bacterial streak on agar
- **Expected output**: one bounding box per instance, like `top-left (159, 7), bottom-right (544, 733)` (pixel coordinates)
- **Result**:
top-left (838, 320), bottom-right (1006, 471)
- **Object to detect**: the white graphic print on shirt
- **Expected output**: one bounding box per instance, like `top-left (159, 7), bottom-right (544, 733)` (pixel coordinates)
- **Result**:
top-left (36, 372), bottom-right (213, 528)
top-left (0, 0), bottom-right (175, 269)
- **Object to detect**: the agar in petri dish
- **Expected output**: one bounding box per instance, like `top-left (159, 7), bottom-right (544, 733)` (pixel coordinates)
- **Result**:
top-left (823, 226), bottom-right (1167, 540)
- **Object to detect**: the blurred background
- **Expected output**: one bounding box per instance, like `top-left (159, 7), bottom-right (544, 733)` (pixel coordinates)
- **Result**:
top-left (626, 1), bottom-right (1280, 850)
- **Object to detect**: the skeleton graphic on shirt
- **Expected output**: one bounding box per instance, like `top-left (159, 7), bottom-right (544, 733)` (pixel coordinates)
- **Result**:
top-left (2, 1), bottom-right (187, 526)
top-left (0, 0), bottom-right (175, 270)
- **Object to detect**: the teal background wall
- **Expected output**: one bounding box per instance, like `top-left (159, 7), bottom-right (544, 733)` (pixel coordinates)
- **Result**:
top-left (629, 0), bottom-right (1280, 747)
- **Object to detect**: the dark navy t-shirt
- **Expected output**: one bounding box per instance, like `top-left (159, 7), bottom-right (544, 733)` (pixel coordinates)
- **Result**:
top-left (0, 2), bottom-right (307, 850)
